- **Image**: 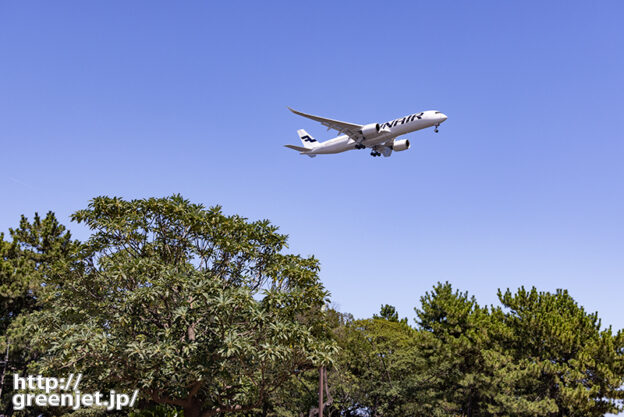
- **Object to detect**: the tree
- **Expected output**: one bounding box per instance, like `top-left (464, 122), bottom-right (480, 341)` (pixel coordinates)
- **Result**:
top-left (414, 283), bottom-right (624, 417)
top-left (329, 306), bottom-right (423, 417)
top-left (267, 308), bottom-right (350, 417)
top-left (1, 212), bottom-right (78, 415)
top-left (373, 305), bottom-right (407, 325)
top-left (26, 196), bottom-right (336, 417)
top-left (414, 282), bottom-right (498, 417)
top-left (495, 287), bottom-right (624, 417)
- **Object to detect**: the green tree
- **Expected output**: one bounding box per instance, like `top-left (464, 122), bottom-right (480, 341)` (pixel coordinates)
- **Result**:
top-left (26, 196), bottom-right (336, 417)
top-left (1, 212), bottom-right (78, 415)
top-left (415, 282), bottom-right (502, 417)
top-left (495, 287), bottom-right (624, 417)
top-left (373, 305), bottom-right (407, 325)
top-left (329, 306), bottom-right (424, 417)
top-left (415, 283), bottom-right (624, 417)
top-left (374, 304), bottom-right (399, 322)
top-left (267, 308), bottom-right (351, 417)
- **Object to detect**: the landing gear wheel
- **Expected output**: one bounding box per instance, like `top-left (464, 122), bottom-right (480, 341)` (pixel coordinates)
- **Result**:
top-left (434, 124), bottom-right (440, 133)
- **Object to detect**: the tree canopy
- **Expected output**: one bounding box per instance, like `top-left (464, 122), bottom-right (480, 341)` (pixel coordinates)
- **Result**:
top-left (1, 197), bottom-right (623, 417)
top-left (18, 196), bottom-right (335, 417)
top-left (1, 212), bottom-right (78, 415)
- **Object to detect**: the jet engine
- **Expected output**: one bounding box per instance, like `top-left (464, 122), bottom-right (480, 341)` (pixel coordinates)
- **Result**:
top-left (392, 138), bottom-right (410, 151)
top-left (359, 123), bottom-right (380, 139)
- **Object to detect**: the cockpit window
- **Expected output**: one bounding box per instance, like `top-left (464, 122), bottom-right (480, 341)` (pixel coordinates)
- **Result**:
top-left (434, 111), bottom-right (441, 114)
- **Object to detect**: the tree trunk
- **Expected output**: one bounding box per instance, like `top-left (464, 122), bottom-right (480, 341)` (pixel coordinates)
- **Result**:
top-left (318, 367), bottom-right (324, 417)
top-left (308, 367), bottom-right (333, 417)
top-left (0, 342), bottom-right (9, 401)
top-left (183, 400), bottom-right (202, 417)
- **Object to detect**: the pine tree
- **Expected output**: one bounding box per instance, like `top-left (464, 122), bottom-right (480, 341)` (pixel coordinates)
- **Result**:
top-left (494, 287), bottom-right (624, 417)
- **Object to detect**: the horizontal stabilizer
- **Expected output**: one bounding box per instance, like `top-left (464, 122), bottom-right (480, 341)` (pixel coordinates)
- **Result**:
top-left (284, 144), bottom-right (310, 152)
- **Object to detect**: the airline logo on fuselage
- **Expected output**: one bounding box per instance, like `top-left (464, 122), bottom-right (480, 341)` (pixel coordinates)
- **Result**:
top-left (380, 113), bottom-right (424, 130)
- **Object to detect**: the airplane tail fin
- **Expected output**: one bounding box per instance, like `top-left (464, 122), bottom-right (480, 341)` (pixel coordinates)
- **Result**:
top-left (297, 129), bottom-right (318, 149)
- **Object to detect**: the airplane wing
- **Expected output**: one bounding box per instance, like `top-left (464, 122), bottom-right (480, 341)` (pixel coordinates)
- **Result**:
top-left (288, 107), bottom-right (363, 137)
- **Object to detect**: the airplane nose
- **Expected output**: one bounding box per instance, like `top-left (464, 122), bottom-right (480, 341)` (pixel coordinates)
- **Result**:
top-left (439, 113), bottom-right (448, 122)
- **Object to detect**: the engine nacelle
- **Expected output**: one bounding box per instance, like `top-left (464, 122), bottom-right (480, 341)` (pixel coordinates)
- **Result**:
top-left (392, 138), bottom-right (410, 152)
top-left (359, 123), bottom-right (380, 139)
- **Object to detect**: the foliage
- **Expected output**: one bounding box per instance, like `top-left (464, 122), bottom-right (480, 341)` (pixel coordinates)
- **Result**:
top-left (1, 212), bottom-right (79, 416)
top-left (327, 283), bottom-right (624, 417)
top-left (327, 306), bottom-right (427, 417)
top-left (493, 287), bottom-right (624, 417)
top-left (24, 196), bottom-right (335, 417)
top-left (1, 198), bottom-right (623, 417)
top-left (373, 304), bottom-right (407, 324)
top-left (414, 282), bottom-right (498, 417)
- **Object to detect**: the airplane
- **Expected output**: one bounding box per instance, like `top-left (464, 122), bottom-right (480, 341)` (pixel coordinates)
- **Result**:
top-left (285, 108), bottom-right (448, 158)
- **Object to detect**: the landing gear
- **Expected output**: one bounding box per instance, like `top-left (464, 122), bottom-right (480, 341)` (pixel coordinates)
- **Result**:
top-left (355, 143), bottom-right (366, 150)
top-left (370, 150), bottom-right (381, 157)
top-left (434, 124), bottom-right (440, 133)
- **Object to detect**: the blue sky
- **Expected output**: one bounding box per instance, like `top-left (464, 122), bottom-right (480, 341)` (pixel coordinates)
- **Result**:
top-left (1, 1), bottom-right (623, 330)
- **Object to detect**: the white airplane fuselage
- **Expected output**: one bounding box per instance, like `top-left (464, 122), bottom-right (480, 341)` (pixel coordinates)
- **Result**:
top-left (305, 110), bottom-right (447, 155)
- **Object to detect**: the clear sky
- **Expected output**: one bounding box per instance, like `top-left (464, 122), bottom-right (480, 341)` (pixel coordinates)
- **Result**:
top-left (1, 2), bottom-right (623, 331)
